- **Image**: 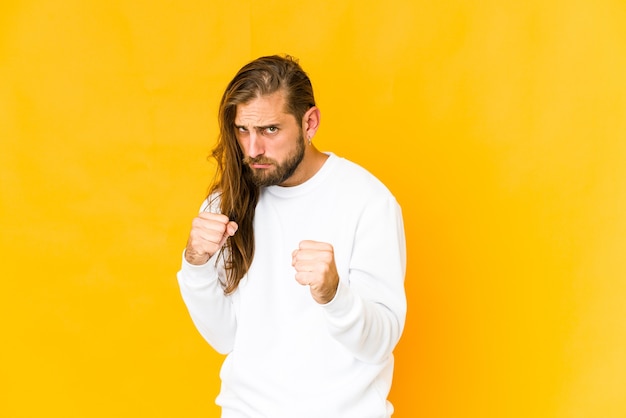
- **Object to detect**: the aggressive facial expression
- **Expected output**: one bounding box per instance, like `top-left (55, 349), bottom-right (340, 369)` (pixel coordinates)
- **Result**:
top-left (235, 91), bottom-right (307, 187)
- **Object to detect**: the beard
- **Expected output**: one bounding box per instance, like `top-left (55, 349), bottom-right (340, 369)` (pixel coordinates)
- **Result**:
top-left (243, 132), bottom-right (306, 187)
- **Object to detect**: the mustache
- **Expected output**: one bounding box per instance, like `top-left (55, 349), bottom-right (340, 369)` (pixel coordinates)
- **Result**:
top-left (242, 156), bottom-right (275, 165)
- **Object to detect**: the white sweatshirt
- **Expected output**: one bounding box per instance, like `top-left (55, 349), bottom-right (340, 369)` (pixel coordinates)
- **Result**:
top-left (177, 153), bottom-right (407, 418)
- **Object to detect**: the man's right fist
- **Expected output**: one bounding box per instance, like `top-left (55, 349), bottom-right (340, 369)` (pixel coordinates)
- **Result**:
top-left (185, 212), bottom-right (238, 265)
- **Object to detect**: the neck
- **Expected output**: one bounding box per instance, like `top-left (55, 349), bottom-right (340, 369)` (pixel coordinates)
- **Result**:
top-left (279, 146), bottom-right (328, 187)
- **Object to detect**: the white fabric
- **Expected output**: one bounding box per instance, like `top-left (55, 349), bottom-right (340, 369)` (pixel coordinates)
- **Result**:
top-left (177, 153), bottom-right (407, 418)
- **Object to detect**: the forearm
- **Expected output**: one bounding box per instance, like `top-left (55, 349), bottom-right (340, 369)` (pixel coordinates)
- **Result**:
top-left (321, 196), bottom-right (407, 363)
top-left (177, 251), bottom-right (237, 354)
top-left (321, 281), bottom-right (404, 364)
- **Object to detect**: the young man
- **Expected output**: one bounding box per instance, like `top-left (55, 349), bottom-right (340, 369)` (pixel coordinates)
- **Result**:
top-left (177, 55), bottom-right (407, 417)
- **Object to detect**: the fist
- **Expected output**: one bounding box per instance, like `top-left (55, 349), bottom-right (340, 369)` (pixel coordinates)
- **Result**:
top-left (185, 212), bottom-right (238, 265)
top-left (292, 240), bottom-right (339, 304)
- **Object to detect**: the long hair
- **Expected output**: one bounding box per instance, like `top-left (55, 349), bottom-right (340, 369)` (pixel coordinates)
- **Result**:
top-left (210, 54), bottom-right (316, 294)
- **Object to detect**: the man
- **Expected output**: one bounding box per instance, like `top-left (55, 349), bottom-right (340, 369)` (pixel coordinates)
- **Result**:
top-left (177, 55), bottom-right (407, 417)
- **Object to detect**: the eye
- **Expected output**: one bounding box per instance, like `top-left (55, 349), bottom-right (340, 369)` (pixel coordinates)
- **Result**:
top-left (237, 126), bottom-right (248, 133)
top-left (265, 126), bottom-right (278, 134)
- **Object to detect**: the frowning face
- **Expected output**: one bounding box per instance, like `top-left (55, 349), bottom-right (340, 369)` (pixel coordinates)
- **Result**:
top-left (235, 90), bottom-right (307, 187)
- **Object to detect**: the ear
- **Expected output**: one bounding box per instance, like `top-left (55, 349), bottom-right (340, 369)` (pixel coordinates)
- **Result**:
top-left (302, 106), bottom-right (321, 139)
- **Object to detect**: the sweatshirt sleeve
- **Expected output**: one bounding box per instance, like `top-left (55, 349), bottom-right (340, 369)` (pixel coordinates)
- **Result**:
top-left (321, 195), bottom-right (407, 364)
top-left (177, 251), bottom-right (237, 354)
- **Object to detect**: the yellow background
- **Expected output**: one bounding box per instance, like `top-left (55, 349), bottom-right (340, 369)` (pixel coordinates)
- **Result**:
top-left (1, 1), bottom-right (625, 417)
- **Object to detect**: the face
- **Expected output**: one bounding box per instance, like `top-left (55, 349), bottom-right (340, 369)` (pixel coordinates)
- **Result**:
top-left (235, 91), bottom-right (307, 187)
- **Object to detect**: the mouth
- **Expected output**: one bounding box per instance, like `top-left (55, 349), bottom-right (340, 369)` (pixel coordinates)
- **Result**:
top-left (251, 164), bottom-right (272, 170)
top-left (244, 158), bottom-right (274, 169)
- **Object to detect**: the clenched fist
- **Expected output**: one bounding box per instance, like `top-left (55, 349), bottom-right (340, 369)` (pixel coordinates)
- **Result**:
top-left (185, 212), bottom-right (238, 265)
top-left (292, 240), bottom-right (340, 304)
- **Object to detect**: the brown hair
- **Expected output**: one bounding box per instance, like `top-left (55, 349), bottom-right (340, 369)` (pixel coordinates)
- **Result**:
top-left (209, 54), bottom-right (316, 294)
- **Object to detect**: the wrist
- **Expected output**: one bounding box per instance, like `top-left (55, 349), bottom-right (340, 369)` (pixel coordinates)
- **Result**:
top-left (184, 248), bottom-right (211, 265)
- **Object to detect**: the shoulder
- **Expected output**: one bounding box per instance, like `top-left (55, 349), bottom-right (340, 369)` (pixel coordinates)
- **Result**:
top-left (329, 155), bottom-right (395, 198)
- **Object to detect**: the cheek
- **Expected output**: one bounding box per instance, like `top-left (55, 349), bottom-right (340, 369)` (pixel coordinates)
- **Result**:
top-left (272, 134), bottom-right (297, 155)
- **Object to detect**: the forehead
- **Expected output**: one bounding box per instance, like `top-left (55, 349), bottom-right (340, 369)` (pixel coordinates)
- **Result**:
top-left (234, 91), bottom-right (292, 125)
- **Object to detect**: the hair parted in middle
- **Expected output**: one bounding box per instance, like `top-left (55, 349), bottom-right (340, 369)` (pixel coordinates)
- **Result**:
top-left (209, 54), bottom-right (316, 294)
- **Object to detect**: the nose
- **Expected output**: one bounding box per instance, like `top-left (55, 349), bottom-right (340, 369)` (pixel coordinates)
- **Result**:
top-left (247, 131), bottom-right (265, 158)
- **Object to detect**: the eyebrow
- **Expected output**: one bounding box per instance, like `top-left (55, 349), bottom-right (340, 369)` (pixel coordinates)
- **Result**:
top-left (235, 123), bottom-right (281, 130)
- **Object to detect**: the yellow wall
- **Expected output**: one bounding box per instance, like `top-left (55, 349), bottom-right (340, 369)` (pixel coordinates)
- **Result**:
top-left (1, 1), bottom-right (625, 417)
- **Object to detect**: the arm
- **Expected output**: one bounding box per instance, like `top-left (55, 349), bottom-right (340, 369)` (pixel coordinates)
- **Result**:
top-left (298, 196), bottom-right (407, 364)
top-left (329, 196), bottom-right (406, 363)
top-left (177, 206), bottom-right (239, 354)
top-left (177, 254), bottom-right (237, 354)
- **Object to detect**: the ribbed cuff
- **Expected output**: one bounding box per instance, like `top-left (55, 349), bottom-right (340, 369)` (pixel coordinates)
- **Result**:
top-left (179, 249), bottom-right (220, 286)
